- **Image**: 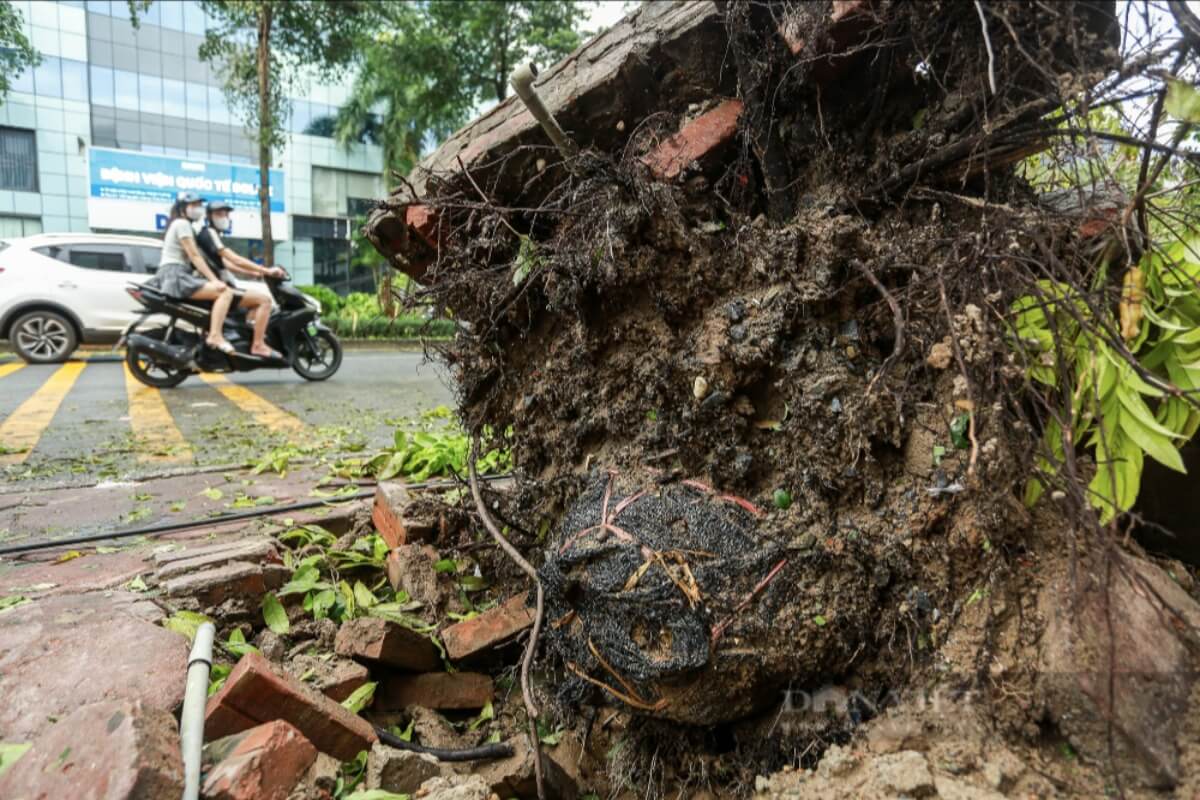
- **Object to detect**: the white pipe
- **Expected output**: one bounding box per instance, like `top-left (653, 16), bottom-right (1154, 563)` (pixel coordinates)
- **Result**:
top-left (180, 622), bottom-right (215, 800)
top-left (509, 63), bottom-right (578, 161)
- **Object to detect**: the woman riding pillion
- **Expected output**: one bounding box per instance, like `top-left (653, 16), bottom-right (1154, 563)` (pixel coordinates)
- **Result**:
top-left (196, 200), bottom-right (286, 360)
top-left (153, 192), bottom-right (237, 353)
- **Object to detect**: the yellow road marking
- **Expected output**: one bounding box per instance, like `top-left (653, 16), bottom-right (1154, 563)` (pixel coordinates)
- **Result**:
top-left (0, 363), bottom-right (25, 379)
top-left (123, 364), bottom-right (194, 463)
top-left (198, 373), bottom-right (306, 436)
top-left (0, 361), bottom-right (86, 464)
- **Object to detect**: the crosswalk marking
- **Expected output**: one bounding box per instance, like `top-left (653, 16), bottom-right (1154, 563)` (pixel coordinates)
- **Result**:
top-left (0, 363), bottom-right (25, 379)
top-left (123, 363), bottom-right (194, 464)
top-left (0, 361), bottom-right (87, 464)
top-left (197, 373), bottom-right (306, 436)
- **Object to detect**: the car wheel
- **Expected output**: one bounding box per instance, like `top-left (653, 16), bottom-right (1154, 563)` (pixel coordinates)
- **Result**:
top-left (10, 310), bottom-right (78, 363)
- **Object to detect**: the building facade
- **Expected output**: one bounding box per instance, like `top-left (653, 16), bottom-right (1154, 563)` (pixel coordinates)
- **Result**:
top-left (0, 0), bottom-right (385, 290)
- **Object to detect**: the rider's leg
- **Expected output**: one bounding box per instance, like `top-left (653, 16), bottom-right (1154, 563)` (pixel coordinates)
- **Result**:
top-left (239, 292), bottom-right (274, 356)
top-left (189, 282), bottom-right (236, 348)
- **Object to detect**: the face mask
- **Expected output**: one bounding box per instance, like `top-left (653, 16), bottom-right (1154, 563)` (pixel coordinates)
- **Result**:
top-left (213, 216), bottom-right (231, 233)
top-left (185, 205), bottom-right (204, 221)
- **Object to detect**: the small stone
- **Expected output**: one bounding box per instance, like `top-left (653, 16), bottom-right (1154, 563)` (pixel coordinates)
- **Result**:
top-left (934, 774), bottom-right (1005, 800)
top-left (254, 629), bottom-right (286, 662)
top-left (693, 375), bottom-right (709, 400)
top-left (729, 323), bottom-right (747, 342)
top-left (872, 750), bottom-right (933, 795)
top-left (845, 344), bottom-right (858, 359)
top-left (414, 775), bottom-right (492, 800)
top-left (367, 743), bottom-right (445, 794)
top-left (700, 390), bottom-right (727, 410)
top-left (726, 299), bottom-right (746, 322)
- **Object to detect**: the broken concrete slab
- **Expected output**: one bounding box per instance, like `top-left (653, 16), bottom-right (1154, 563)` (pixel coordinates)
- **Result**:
top-left (0, 700), bottom-right (182, 800)
top-left (0, 591), bottom-right (188, 740)
top-left (441, 591), bottom-right (533, 661)
top-left (477, 733), bottom-right (578, 800)
top-left (378, 671), bottom-right (494, 711)
top-left (154, 538), bottom-right (278, 580)
top-left (202, 720), bottom-right (317, 800)
top-left (366, 742), bottom-right (447, 794)
top-left (284, 653), bottom-right (371, 703)
top-left (164, 560), bottom-right (266, 605)
top-left (335, 616), bottom-right (441, 672)
top-left (205, 651), bottom-right (377, 761)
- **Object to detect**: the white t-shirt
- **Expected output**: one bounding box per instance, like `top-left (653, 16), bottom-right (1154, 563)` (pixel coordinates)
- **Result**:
top-left (160, 218), bottom-right (195, 267)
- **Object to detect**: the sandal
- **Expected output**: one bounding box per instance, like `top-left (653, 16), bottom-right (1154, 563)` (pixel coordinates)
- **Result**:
top-left (207, 339), bottom-right (235, 354)
top-left (251, 346), bottom-right (284, 360)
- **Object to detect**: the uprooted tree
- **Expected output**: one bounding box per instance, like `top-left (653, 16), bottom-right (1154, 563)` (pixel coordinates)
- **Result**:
top-left (366, 0), bottom-right (1200, 795)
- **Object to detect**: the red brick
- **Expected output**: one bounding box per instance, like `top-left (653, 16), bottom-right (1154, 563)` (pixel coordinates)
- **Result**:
top-left (335, 616), bottom-right (441, 672)
top-left (164, 561), bottom-right (266, 605)
top-left (0, 700), bottom-right (183, 800)
top-left (202, 720), bottom-right (317, 800)
top-left (641, 99), bottom-right (744, 181)
top-left (205, 652), bottom-right (377, 761)
top-left (285, 654), bottom-right (370, 703)
top-left (378, 672), bottom-right (495, 710)
top-left (373, 481), bottom-right (425, 549)
top-left (406, 204), bottom-right (440, 249)
top-left (441, 592), bottom-right (534, 661)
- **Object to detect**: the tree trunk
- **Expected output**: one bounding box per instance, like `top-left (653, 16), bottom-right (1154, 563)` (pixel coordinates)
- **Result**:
top-left (257, 3), bottom-right (274, 265)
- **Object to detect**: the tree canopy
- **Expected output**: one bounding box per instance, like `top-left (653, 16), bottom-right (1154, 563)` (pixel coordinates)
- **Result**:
top-left (0, 1), bottom-right (38, 101)
top-left (336, 1), bottom-right (591, 177)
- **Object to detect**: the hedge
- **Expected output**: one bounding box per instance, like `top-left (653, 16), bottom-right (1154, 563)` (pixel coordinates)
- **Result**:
top-left (322, 314), bottom-right (455, 340)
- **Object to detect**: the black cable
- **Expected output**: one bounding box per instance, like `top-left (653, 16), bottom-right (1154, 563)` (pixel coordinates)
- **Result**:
top-left (373, 726), bottom-right (513, 762)
top-left (0, 473), bottom-right (513, 558)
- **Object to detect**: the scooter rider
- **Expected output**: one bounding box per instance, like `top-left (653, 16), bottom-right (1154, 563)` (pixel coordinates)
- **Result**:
top-left (196, 201), bottom-right (286, 360)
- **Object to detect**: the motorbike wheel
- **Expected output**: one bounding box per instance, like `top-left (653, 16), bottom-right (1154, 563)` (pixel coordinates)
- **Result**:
top-left (126, 328), bottom-right (190, 388)
top-left (293, 329), bottom-right (342, 381)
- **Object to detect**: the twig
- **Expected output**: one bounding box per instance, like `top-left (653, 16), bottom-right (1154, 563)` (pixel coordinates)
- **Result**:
top-left (710, 557), bottom-right (789, 643)
top-left (974, 0), bottom-right (997, 95)
top-left (854, 259), bottom-right (905, 395)
top-left (468, 437), bottom-right (546, 800)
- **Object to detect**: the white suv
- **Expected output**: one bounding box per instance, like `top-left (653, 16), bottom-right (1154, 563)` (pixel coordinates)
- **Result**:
top-left (0, 233), bottom-right (164, 363)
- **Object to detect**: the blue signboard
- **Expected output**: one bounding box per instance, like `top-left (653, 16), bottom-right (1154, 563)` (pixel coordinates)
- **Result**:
top-left (89, 147), bottom-right (284, 211)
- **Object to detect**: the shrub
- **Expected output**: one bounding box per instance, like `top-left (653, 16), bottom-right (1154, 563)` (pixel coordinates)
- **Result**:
top-left (296, 284), bottom-right (342, 315)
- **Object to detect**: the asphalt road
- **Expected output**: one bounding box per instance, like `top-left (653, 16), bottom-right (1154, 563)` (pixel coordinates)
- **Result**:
top-left (0, 349), bottom-right (455, 488)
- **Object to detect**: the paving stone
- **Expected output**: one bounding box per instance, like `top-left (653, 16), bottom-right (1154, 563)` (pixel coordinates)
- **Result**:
top-left (154, 539), bottom-right (277, 580)
top-left (335, 616), bottom-right (441, 671)
top-left (202, 720), bottom-right (317, 800)
top-left (0, 591), bottom-right (188, 740)
top-left (164, 561), bottom-right (266, 605)
top-left (441, 591), bottom-right (533, 661)
top-left (0, 699), bottom-right (182, 800)
top-left (379, 672), bottom-right (494, 710)
top-left (205, 651), bottom-right (377, 761)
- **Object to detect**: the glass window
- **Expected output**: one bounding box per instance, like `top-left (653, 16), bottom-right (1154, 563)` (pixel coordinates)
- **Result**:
top-left (183, 1), bottom-right (205, 34)
top-left (207, 85), bottom-right (229, 125)
top-left (140, 2), bottom-right (159, 25)
top-left (62, 59), bottom-right (88, 102)
top-left (11, 64), bottom-right (33, 94)
top-left (0, 128), bottom-right (37, 192)
top-left (159, 0), bottom-right (183, 30)
top-left (67, 244), bottom-right (133, 272)
top-left (89, 65), bottom-right (114, 106)
top-left (1, 217), bottom-right (42, 237)
top-left (139, 74), bottom-right (163, 115)
top-left (91, 114), bottom-right (117, 147)
top-left (183, 83), bottom-right (206, 121)
top-left (114, 69), bottom-right (138, 111)
top-left (311, 167), bottom-right (382, 218)
top-left (162, 78), bottom-right (185, 118)
top-left (86, 0), bottom-right (112, 15)
top-left (34, 56), bottom-right (62, 98)
top-left (291, 100), bottom-right (311, 134)
top-left (161, 49), bottom-right (184, 80)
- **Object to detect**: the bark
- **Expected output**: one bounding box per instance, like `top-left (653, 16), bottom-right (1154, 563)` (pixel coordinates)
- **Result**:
top-left (257, 3), bottom-right (275, 266)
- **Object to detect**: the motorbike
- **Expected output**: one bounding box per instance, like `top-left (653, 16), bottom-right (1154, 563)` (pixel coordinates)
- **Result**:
top-left (119, 270), bottom-right (343, 388)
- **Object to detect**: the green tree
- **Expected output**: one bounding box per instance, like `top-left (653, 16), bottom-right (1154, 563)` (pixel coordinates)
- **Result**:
top-left (336, 1), bottom-right (591, 177)
top-left (198, 0), bottom-right (371, 265)
top-left (0, 1), bottom-right (38, 101)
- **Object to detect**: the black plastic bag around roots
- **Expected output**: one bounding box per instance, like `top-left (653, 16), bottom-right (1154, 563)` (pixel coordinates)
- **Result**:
top-left (539, 471), bottom-right (806, 725)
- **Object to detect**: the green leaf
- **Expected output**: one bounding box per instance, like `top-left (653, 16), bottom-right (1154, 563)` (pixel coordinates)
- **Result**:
top-left (772, 489), bottom-right (792, 510)
top-left (1117, 385), bottom-right (1184, 440)
top-left (207, 663), bottom-right (231, 696)
top-left (0, 742), bottom-right (32, 777)
top-left (932, 444), bottom-right (947, 466)
top-left (950, 413), bottom-right (971, 449)
top-left (432, 558), bottom-right (459, 574)
top-left (468, 700), bottom-right (494, 731)
top-left (278, 564), bottom-right (321, 597)
top-left (341, 681), bottom-right (377, 714)
top-left (1120, 404), bottom-right (1187, 473)
top-left (223, 628), bottom-right (258, 658)
top-left (261, 592), bottom-right (290, 635)
top-left (353, 581), bottom-right (378, 610)
top-left (812, 615), bottom-right (827, 626)
top-left (0, 595), bottom-right (31, 615)
top-left (162, 610), bottom-right (213, 641)
top-left (1165, 78), bottom-right (1200, 124)
top-left (200, 487), bottom-right (223, 501)
top-left (388, 719), bottom-right (415, 742)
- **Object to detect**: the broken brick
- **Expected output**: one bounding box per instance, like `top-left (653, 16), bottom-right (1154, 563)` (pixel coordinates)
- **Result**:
top-left (202, 720), bottom-right (317, 800)
top-left (378, 672), bottom-right (494, 711)
top-left (335, 616), bottom-right (441, 671)
top-left (0, 700), bottom-right (183, 800)
top-left (441, 591), bottom-right (534, 661)
top-left (373, 480), bottom-right (435, 548)
top-left (164, 561), bottom-right (266, 605)
top-left (206, 651), bottom-right (377, 761)
top-left (641, 99), bottom-right (744, 181)
top-left (285, 653), bottom-right (370, 702)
